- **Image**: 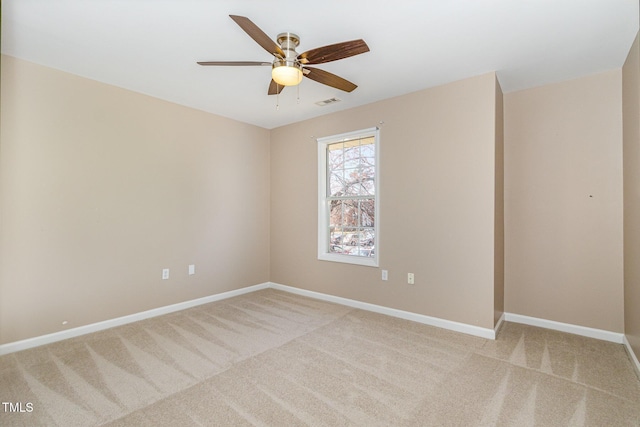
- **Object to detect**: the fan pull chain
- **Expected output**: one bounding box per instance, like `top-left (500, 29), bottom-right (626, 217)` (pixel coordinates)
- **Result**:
top-left (297, 84), bottom-right (300, 104)
top-left (276, 86), bottom-right (280, 110)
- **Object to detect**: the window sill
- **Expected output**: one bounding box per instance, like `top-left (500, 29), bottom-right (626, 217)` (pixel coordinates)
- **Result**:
top-left (318, 253), bottom-right (378, 267)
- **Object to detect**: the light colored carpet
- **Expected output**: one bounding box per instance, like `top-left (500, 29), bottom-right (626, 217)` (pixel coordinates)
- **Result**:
top-left (1, 289), bottom-right (639, 426)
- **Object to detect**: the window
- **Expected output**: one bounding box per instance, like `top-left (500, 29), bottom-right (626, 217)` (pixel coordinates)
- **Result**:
top-left (317, 127), bottom-right (379, 267)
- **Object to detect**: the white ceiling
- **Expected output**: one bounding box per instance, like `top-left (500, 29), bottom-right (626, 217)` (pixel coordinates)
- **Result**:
top-left (2, 1), bottom-right (638, 129)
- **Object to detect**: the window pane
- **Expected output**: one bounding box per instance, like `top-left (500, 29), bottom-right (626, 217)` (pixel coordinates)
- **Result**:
top-left (341, 228), bottom-right (358, 250)
top-left (360, 199), bottom-right (375, 227)
top-left (343, 168), bottom-right (360, 195)
top-left (337, 168), bottom-right (373, 196)
top-left (328, 146), bottom-right (343, 166)
top-left (358, 166), bottom-right (375, 195)
top-left (329, 228), bottom-right (345, 253)
top-left (330, 244), bottom-right (345, 254)
top-left (342, 199), bottom-right (359, 226)
top-left (329, 200), bottom-right (342, 227)
top-left (346, 230), bottom-right (374, 257)
top-left (343, 146), bottom-right (359, 169)
top-left (360, 229), bottom-right (375, 247)
top-left (360, 143), bottom-right (375, 161)
top-left (329, 171), bottom-right (344, 197)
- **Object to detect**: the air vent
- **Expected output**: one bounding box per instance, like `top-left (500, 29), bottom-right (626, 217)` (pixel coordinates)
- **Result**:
top-left (315, 97), bottom-right (342, 107)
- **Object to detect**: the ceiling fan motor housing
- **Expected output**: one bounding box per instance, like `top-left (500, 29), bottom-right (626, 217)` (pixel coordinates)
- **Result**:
top-left (272, 33), bottom-right (303, 85)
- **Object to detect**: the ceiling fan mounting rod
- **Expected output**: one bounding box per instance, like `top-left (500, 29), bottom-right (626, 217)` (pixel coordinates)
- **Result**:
top-left (273, 31), bottom-right (302, 80)
top-left (276, 33), bottom-right (300, 51)
top-left (275, 32), bottom-right (300, 65)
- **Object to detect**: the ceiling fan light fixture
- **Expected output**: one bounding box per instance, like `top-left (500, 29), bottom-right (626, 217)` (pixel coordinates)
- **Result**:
top-left (272, 62), bottom-right (303, 86)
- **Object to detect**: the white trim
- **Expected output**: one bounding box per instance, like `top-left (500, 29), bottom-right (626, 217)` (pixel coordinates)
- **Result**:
top-left (316, 127), bottom-right (380, 144)
top-left (0, 283), bottom-right (270, 356)
top-left (623, 335), bottom-right (640, 378)
top-left (269, 282), bottom-right (496, 340)
top-left (317, 252), bottom-right (378, 267)
top-left (504, 313), bottom-right (624, 344)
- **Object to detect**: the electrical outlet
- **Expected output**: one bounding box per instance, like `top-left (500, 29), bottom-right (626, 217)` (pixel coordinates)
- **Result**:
top-left (188, 264), bottom-right (195, 275)
top-left (408, 273), bottom-right (415, 284)
top-left (162, 269), bottom-right (169, 280)
top-left (381, 270), bottom-right (388, 281)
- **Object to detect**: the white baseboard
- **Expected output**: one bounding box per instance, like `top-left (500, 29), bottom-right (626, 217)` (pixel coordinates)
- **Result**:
top-left (623, 335), bottom-right (640, 378)
top-left (0, 282), bottom-right (270, 356)
top-left (3, 282), bottom-right (632, 357)
top-left (269, 282), bottom-right (497, 340)
top-left (504, 313), bottom-right (624, 344)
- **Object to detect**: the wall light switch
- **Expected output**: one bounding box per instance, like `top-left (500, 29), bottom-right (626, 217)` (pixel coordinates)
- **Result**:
top-left (381, 270), bottom-right (388, 281)
top-left (188, 264), bottom-right (195, 275)
top-left (408, 273), bottom-right (415, 285)
top-left (162, 269), bottom-right (169, 280)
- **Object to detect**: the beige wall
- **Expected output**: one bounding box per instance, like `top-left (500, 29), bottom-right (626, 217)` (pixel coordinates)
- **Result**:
top-left (504, 71), bottom-right (624, 332)
top-left (494, 77), bottom-right (505, 325)
top-left (0, 55), bottom-right (271, 344)
top-left (623, 33), bottom-right (640, 360)
top-left (2, 52), bottom-right (632, 347)
top-left (270, 73), bottom-right (501, 330)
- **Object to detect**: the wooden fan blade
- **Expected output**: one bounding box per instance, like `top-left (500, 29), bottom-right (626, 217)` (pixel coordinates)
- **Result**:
top-left (303, 67), bottom-right (357, 92)
top-left (197, 61), bottom-right (272, 66)
top-left (229, 15), bottom-right (284, 57)
top-left (268, 79), bottom-right (285, 95)
top-left (298, 39), bottom-right (369, 64)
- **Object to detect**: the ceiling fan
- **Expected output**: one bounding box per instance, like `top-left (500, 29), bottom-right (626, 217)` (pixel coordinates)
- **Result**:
top-left (197, 15), bottom-right (370, 95)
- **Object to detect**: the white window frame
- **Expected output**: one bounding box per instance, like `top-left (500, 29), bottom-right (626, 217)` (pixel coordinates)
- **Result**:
top-left (317, 127), bottom-right (380, 267)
